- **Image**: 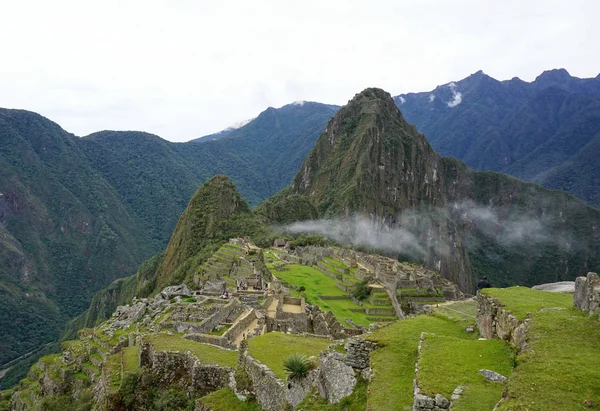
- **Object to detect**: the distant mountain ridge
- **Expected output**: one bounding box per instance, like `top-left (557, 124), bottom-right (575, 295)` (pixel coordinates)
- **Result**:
top-left (0, 101), bottom-right (337, 387)
top-left (284, 88), bottom-right (600, 292)
top-left (394, 68), bottom-right (600, 206)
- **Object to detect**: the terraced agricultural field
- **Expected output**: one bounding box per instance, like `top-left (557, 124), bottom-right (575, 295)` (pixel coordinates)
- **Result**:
top-left (264, 251), bottom-right (373, 326)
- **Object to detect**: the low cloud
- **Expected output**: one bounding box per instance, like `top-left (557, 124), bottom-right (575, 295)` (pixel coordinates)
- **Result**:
top-left (279, 201), bottom-right (567, 262)
top-left (446, 82), bottom-right (462, 107)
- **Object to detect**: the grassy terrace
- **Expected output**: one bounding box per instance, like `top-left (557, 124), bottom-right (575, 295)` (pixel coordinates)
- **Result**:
top-left (247, 332), bottom-right (332, 380)
top-left (482, 286), bottom-right (572, 320)
top-left (366, 301), bottom-right (492, 410)
top-left (482, 287), bottom-right (600, 410)
top-left (264, 250), bottom-right (372, 326)
top-left (146, 334), bottom-right (237, 368)
top-left (419, 334), bottom-right (514, 410)
top-left (199, 387), bottom-right (262, 411)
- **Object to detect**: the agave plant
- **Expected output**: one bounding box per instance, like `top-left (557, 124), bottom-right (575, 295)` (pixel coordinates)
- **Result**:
top-left (283, 353), bottom-right (313, 379)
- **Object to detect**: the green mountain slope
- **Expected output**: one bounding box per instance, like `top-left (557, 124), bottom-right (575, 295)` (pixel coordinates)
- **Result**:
top-left (0, 102), bottom-right (336, 387)
top-left (287, 88), bottom-right (600, 291)
top-left (0, 109), bottom-right (153, 369)
top-left (395, 69), bottom-right (600, 207)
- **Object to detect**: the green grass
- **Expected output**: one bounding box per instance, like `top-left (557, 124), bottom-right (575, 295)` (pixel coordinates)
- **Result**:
top-left (208, 324), bottom-right (232, 336)
top-left (432, 300), bottom-right (477, 324)
top-left (295, 377), bottom-right (368, 410)
top-left (366, 315), bottom-right (476, 410)
top-left (247, 332), bottom-right (332, 380)
top-left (106, 352), bottom-right (122, 391)
top-left (271, 263), bottom-right (372, 326)
top-left (482, 287), bottom-right (572, 320)
top-left (73, 371), bottom-right (90, 381)
top-left (419, 334), bottom-right (514, 411)
top-left (122, 346), bottom-right (139, 372)
top-left (199, 387), bottom-right (262, 411)
top-left (146, 333), bottom-right (237, 368)
top-left (497, 308), bottom-right (600, 410)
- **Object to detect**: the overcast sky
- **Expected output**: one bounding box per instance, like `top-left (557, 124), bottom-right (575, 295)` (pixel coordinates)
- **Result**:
top-left (1, 0), bottom-right (599, 142)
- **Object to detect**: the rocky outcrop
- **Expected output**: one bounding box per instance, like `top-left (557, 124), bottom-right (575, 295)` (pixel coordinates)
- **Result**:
top-left (157, 284), bottom-right (194, 300)
top-left (532, 281), bottom-right (575, 293)
top-left (318, 353), bottom-right (356, 403)
top-left (574, 272), bottom-right (600, 317)
top-left (476, 292), bottom-right (528, 351)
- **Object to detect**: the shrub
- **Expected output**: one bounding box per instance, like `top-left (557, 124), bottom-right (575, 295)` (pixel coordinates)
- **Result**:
top-left (351, 280), bottom-right (372, 301)
top-left (283, 354), bottom-right (313, 379)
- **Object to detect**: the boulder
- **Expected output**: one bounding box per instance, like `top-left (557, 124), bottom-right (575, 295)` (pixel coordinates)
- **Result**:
top-left (532, 281), bottom-right (576, 293)
top-left (478, 369), bottom-right (507, 383)
top-left (202, 280), bottom-right (227, 294)
top-left (158, 284), bottom-right (194, 300)
top-left (112, 302), bottom-right (146, 329)
top-left (318, 355), bottom-right (357, 403)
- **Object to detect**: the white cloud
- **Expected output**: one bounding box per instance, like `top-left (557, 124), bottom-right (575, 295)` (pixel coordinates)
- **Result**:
top-left (0, 0), bottom-right (598, 141)
top-left (429, 94), bottom-right (436, 102)
top-left (446, 82), bottom-right (463, 107)
top-left (398, 96), bottom-right (406, 104)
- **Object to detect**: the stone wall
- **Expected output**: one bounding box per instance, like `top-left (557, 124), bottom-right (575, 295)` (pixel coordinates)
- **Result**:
top-left (238, 342), bottom-right (360, 411)
top-left (139, 341), bottom-right (231, 397)
top-left (238, 353), bottom-right (290, 411)
top-left (476, 292), bottom-right (528, 351)
top-left (185, 333), bottom-right (235, 350)
top-left (224, 310), bottom-right (259, 343)
top-left (343, 339), bottom-right (377, 369)
top-left (574, 272), bottom-right (600, 318)
top-left (412, 333), bottom-right (452, 411)
top-left (195, 299), bottom-right (241, 335)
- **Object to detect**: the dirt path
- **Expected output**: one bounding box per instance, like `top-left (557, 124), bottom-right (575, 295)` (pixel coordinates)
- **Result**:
top-left (267, 299), bottom-right (279, 318)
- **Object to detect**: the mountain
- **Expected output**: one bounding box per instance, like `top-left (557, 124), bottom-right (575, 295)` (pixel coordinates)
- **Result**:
top-left (394, 69), bottom-right (600, 206)
top-left (0, 109), bottom-right (154, 370)
top-left (285, 88), bottom-right (600, 291)
top-left (0, 101), bottom-right (337, 387)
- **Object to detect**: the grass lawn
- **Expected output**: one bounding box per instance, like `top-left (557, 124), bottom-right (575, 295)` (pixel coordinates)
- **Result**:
top-left (247, 332), bottom-right (332, 380)
top-left (497, 308), bottom-right (600, 410)
top-left (481, 287), bottom-right (572, 320)
top-left (295, 377), bottom-right (368, 411)
top-left (146, 334), bottom-right (237, 368)
top-left (419, 334), bottom-right (514, 411)
top-left (432, 300), bottom-right (477, 324)
top-left (122, 346), bottom-right (139, 372)
top-left (199, 387), bottom-right (262, 411)
top-left (366, 314), bottom-right (477, 410)
top-left (271, 263), bottom-right (372, 326)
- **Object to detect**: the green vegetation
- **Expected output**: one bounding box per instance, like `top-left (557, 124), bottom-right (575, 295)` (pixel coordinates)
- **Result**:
top-left (482, 287), bottom-right (572, 320)
top-left (296, 377), bottom-right (368, 411)
top-left (366, 313), bottom-right (481, 410)
top-left (419, 334), bottom-right (514, 410)
top-left (267, 260), bottom-right (371, 326)
top-left (283, 354), bottom-right (313, 379)
top-left (351, 280), bottom-right (372, 301)
top-left (122, 346), bottom-right (139, 372)
top-left (199, 387), bottom-right (262, 411)
top-left (247, 333), bottom-right (332, 380)
top-left (481, 288), bottom-right (600, 410)
top-left (146, 334), bottom-right (237, 368)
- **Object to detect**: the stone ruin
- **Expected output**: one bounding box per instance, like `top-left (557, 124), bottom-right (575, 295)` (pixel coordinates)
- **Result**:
top-left (574, 272), bottom-right (600, 318)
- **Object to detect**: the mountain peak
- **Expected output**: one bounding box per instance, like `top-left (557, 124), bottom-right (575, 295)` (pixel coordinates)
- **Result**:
top-left (290, 87), bottom-right (439, 216)
top-left (154, 174), bottom-right (253, 290)
top-left (535, 68), bottom-right (571, 83)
